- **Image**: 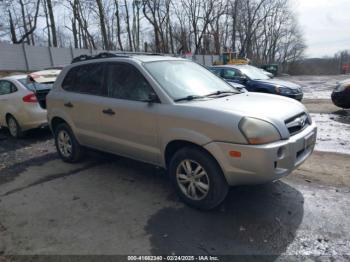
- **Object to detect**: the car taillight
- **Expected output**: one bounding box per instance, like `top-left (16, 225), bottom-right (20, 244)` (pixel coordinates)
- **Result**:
top-left (23, 93), bottom-right (38, 103)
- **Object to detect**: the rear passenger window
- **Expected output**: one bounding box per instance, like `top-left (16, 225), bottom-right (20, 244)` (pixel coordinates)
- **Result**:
top-left (106, 63), bottom-right (155, 101)
top-left (62, 63), bottom-right (105, 96)
top-left (0, 81), bottom-right (15, 95)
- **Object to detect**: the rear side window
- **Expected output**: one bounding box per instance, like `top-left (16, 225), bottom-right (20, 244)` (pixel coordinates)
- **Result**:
top-left (62, 63), bottom-right (105, 96)
top-left (0, 80), bottom-right (16, 95)
top-left (106, 63), bottom-right (155, 101)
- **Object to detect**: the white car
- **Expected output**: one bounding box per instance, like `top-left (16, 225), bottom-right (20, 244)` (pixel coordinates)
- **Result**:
top-left (0, 70), bottom-right (60, 138)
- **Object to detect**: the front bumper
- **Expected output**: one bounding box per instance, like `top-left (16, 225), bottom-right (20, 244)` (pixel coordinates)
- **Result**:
top-left (205, 122), bottom-right (317, 186)
top-left (283, 93), bottom-right (303, 101)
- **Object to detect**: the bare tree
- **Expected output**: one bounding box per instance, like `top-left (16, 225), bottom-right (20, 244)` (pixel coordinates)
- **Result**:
top-left (6, 0), bottom-right (41, 44)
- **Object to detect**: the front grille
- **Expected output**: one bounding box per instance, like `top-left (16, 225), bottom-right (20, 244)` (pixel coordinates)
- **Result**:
top-left (285, 113), bottom-right (309, 136)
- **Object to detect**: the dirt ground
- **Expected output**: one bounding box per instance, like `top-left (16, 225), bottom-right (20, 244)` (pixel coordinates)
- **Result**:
top-left (0, 75), bottom-right (349, 260)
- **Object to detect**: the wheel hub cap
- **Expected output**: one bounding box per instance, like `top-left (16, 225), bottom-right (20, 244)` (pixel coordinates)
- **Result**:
top-left (8, 119), bottom-right (17, 136)
top-left (57, 130), bottom-right (72, 158)
top-left (176, 159), bottom-right (210, 201)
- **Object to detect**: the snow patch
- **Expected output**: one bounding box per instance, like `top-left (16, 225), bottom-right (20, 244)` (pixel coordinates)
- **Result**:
top-left (311, 113), bottom-right (350, 155)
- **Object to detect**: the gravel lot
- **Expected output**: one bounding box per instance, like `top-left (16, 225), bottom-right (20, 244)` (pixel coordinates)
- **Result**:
top-left (0, 75), bottom-right (349, 260)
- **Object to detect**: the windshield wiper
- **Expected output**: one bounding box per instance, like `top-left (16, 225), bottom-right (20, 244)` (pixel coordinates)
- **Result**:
top-left (205, 90), bottom-right (238, 97)
top-left (174, 90), bottom-right (238, 102)
top-left (174, 95), bottom-right (205, 102)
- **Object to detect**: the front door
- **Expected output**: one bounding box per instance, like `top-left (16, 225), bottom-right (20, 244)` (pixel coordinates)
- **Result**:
top-left (96, 62), bottom-right (161, 165)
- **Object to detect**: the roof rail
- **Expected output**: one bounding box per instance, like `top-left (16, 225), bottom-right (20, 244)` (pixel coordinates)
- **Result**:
top-left (71, 51), bottom-right (170, 64)
top-left (113, 52), bottom-right (165, 56)
top-left (71, 52), bottom-right (130, 64)
top-left (71, 54), bottom-right (91, 63)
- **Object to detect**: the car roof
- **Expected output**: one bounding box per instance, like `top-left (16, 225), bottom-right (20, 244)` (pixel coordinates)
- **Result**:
top-left (1, 74), bottom-right (27, 80)
top-left (131, 55), bottom-right (185, 63)
top-left (211, 64), bottom-right (251, 69)
top-left (71, 54), bottom-right (187, 66)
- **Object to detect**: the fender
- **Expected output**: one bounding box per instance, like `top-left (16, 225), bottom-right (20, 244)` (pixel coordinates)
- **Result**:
top-left (159, 128), bottom-right (213, 167)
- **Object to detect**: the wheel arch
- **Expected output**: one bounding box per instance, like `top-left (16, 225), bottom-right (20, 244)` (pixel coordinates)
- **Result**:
top-left (50, 117), bottom-right (68, 132)
top-left (164, 140), bottom-right (222, 172)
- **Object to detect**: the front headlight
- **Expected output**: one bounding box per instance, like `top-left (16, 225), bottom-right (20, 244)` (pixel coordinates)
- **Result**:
top-left (239, 117), bottom-right (281, 145)
top-left (275, 86), bottom-right (292, 94)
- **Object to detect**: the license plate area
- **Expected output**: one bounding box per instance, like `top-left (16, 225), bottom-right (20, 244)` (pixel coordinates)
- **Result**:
top-left (304, 132), bottom-right (316, 149)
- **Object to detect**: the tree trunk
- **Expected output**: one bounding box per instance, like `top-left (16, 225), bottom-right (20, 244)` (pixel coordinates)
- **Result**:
top-left (114, 0), bottom-right (124, 51)
top-left (96, 0), bottom-right (109, 50)
top-left (8, 11), bottom-right (17, 43)
top-left (46, 0), bottom-right (58, 47)
top-left (19, 0), bottom-right (30, 44)
top-left (124, 0), bottom-right (133, 51)
top-left (43, 0), bottom-right (52, 47)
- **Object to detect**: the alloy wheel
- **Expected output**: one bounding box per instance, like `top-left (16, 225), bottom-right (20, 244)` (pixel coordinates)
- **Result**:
top-left (8, 118), bottom-right (18, 137)
top-left (57, 130), bottom-right (73, 158)
top-left (176, 159), bottom-right (210, 200)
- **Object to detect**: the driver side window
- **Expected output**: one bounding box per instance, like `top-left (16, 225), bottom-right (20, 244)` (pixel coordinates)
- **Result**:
top-left (106, 63), bottom-right (156, 102)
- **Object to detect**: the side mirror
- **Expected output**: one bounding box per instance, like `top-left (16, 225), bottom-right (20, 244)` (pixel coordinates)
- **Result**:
top-left (239, 75), bottom-right (248, 82)
top-left (146, 92), bottom-right (159, 103)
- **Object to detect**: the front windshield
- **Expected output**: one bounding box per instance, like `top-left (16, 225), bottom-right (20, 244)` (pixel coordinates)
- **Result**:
top-left (238, 65), bottom-right (270, 80)
top-left (18, 79), bottom-right (53, 91)
top-left (143, 60), bottom-right (236, 100)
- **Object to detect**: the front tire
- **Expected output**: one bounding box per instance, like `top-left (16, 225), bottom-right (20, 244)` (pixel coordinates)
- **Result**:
top-left (54, 123), bottom-right (83, 163)
top-left (7, 115), bottom-right (24, 138)
top-left (169, 146), bottom-right (229, 210)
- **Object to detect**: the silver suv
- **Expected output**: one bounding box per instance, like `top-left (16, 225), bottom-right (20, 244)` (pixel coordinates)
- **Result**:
top-left (47, 54), bottom-right (317, 210)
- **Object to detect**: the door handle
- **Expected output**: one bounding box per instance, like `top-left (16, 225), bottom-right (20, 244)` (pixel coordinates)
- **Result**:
top-left (102, 108), bottom-right (115, 115)
top-left (64, 102), bottom-right (74, 108)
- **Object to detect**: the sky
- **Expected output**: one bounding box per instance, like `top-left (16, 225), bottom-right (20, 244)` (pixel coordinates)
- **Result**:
top-left (292, 0), bottom-right (350, 58)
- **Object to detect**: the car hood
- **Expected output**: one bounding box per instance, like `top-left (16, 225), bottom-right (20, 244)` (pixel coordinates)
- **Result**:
top-left (255, 78), bottom-right (301, 89)
top-left (188, 92), bottom-right (306, 136)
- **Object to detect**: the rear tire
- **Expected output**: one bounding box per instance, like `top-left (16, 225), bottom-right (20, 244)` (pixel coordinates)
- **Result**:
top-left (54, 123), bottom-right (83, 163)
top-left (169, 146), bottom-right (229, 210)
top-left (6, 115), bottom-right (24, 138)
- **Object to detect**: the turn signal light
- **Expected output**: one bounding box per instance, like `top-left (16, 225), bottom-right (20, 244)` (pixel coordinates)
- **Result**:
top-left (23, 93), bottom-right (38, 103)
top-left (229, 150), bottom-right (241, 158)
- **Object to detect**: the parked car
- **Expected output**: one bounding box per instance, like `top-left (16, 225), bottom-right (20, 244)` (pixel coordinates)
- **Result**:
top-left (0, 70), bottom-right (60, 138)
top-left (331, 79), bottom-right (350, 108)
top-left (47, 54), bottom-right (317, 210)
top-left (210, 65), bottom-right (303, 101)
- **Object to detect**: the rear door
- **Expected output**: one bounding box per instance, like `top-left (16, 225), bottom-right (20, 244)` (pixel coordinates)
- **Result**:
top-left (60, 63), bottom-right (107, 148)
top-left (96, 62), bottom-right (161, 165)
